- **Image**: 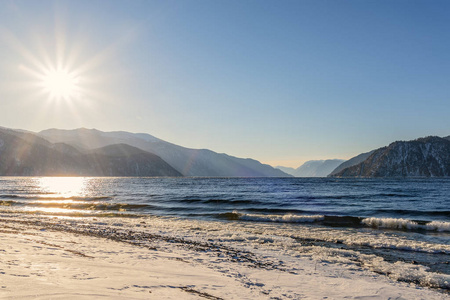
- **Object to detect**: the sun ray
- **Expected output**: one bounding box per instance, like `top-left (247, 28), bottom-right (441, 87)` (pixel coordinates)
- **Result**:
top-left (0, 2), bottom-right (139, 130)
top-left (0, 27), bottom-right (48, 73)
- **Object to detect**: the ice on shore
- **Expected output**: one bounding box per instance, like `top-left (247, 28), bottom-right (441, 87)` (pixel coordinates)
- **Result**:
top-left (0, 214), bottom-right (448, 299)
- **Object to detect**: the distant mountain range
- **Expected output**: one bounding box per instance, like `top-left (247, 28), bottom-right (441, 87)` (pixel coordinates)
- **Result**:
top-left (277, 159), bottom-right (345, 177)
top-left (0, 126), bottom-right (290, 177)
top-left (331, 136), bottom-right (450, 177)
top-left (275, 166), bottom-right (296, 176)
top-left (38, 128), bottom-right (289, 177)
top-left (1, 126), bottom-right (448, 177)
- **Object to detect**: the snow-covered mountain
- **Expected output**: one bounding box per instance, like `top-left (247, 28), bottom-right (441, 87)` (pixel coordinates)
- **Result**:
top-left (332, 136), bottom-right (450, 177)
top-left (38, 128), bottom-right (291, 177)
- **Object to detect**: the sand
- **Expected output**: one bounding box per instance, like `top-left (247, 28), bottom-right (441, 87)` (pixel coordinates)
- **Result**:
top-left (0, 215), bottom-right (447, 299)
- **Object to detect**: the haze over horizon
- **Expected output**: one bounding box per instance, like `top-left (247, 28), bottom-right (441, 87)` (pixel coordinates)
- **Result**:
top-left (0, 0), bottom-right (449, 168)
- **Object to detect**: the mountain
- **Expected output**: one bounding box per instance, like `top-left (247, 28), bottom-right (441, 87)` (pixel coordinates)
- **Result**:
top-left (85, 144), bottom-right (183, 176)
top-left (329, 150), bottom-right (375, 176)
top-left (275, 166), bottom-right (296, 176)
top-left (332, 136), bottom-right (450, 177)
top-left (0, 128), bottom-right (81, 176)
top-left (38, 128), bottom-right (290, 177)
top-left (0, 128), bottom-right (181, 176)
top-left (290, 159), bottom-right (345, 177)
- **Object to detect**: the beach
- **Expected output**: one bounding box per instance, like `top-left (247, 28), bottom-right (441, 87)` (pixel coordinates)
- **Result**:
top-left (1, 0), bottom-right (449, 297)
top-left (0, 214), bottom-right (447, 300)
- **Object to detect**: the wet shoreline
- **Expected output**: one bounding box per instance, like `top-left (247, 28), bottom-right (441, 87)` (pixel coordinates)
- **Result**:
top-left (1, 213), bottom-right (449, 294)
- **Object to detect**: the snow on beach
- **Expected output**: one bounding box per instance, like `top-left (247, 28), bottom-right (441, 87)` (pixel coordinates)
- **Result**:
top-left (0, 214), bottom-right (448, 299)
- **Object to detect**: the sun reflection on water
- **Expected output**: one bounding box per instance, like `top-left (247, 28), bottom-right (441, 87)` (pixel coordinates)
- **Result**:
top-left (1, 177), bottom-right (128, 217)
top-left (26, 177), bottom-right (91, 215)
top-left (38, 177), bottom-right (88, 198)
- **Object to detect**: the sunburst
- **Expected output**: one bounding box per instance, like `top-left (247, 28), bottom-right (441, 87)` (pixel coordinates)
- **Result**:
top-left (39, 68), bottom-right (81, 100)
top-left (0, 3), bottom-right (135, 129)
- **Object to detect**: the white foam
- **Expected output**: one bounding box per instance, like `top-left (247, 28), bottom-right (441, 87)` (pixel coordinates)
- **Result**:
top-left (235, 211), bottom-right (324, 223)
top-left (3, 213), bottom-right (450, 292)
top-left (426, 221), bottom-right (450, 232)
top-left (364, 256), bottom-right (450, 290)
top-left (362, 217), bottom-right (450, 232)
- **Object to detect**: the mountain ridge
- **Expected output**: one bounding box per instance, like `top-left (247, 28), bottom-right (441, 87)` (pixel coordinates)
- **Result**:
top-left (293, 159), bottom-right (345, 177)
top-left (0, 128), bottom-right (182, 177)
top-left (331, 136), bottom-right (450, 177)
top-left (39, 128), bottom-right (291, 177)
top-left (3, 126), bottom-right (447, 178)
top-left (329, 150), bottom-right (375, 176)
top-left (275, 166), bottom-right (296, 176)
top-left (277, 159), bottom-right (345, 177)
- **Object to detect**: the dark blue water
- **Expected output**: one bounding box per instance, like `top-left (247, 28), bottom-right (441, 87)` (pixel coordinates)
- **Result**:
top-left (0, 177), bottom-right (448, 228)
top-left (1, 177), bottom-right (449, 289)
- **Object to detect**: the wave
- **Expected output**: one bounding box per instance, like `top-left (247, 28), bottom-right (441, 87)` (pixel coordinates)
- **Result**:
top-left (0, 199), bottom-right (151, 212)
top-left (219, 211), bottom-right (324, 223)
top-left (179, 198), bottom-right (262, 205)
top-left (221, 211), bottom-right (450, 232)
top-left (0, 194), bottom-right (113, 201)
top-left (295, 193), bottom-right (414, 201)
top-left (362, 217), bottom-right (450, 232)
top-left (0, 208), bottom-right (142, 218)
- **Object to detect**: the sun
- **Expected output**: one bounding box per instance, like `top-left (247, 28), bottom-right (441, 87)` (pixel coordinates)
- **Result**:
top-left (4, 7), bottom-right (123, 106)
top-left (40, 68), bottom-right (80, 100)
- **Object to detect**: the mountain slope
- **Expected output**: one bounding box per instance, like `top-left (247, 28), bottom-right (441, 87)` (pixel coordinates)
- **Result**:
top-left (0, 128), bottom-right (181, 177)
top-left (291, 159), bottom-right (345, 177)
top-left (332, 136), bottom-right (450, 177)
top-left (329, 150), bottom-right (375, 176)
top-left (39, 128), bottom-right (290, 177)
top-left (85, 144), bottom-right (182, 177)
top-left (276, 166), bottom-right (296, 176)
top-left (0, 128), bottom-right (83, 176)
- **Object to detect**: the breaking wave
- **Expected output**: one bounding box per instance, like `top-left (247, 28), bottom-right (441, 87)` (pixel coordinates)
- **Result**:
top-left (220, 211), bottom-right (324, 223)
top-left (362, 217), bottom-right (450, 232)
top-left (221, 211), bottom-right (450, 233)
top-left (0, 198), bottom-right (151, 212)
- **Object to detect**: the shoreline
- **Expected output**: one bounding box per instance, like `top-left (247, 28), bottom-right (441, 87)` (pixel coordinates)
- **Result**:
top-left (0, 214), bottom-right (448, 299)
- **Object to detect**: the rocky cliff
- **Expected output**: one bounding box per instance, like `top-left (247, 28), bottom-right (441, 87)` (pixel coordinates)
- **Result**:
top-left (332, 136), bottom-right (450, 177)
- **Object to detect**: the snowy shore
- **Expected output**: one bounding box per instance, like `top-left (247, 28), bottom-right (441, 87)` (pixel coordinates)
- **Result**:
top-left (0, 214), bottom-right (447, 299)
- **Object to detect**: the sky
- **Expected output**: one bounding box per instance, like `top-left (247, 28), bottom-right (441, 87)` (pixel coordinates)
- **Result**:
top-left (0, 0), bottom-right (449, 168)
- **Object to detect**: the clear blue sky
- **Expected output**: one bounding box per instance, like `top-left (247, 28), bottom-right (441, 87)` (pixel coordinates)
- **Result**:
top-left (0, 0), bottom-right (449, 167)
